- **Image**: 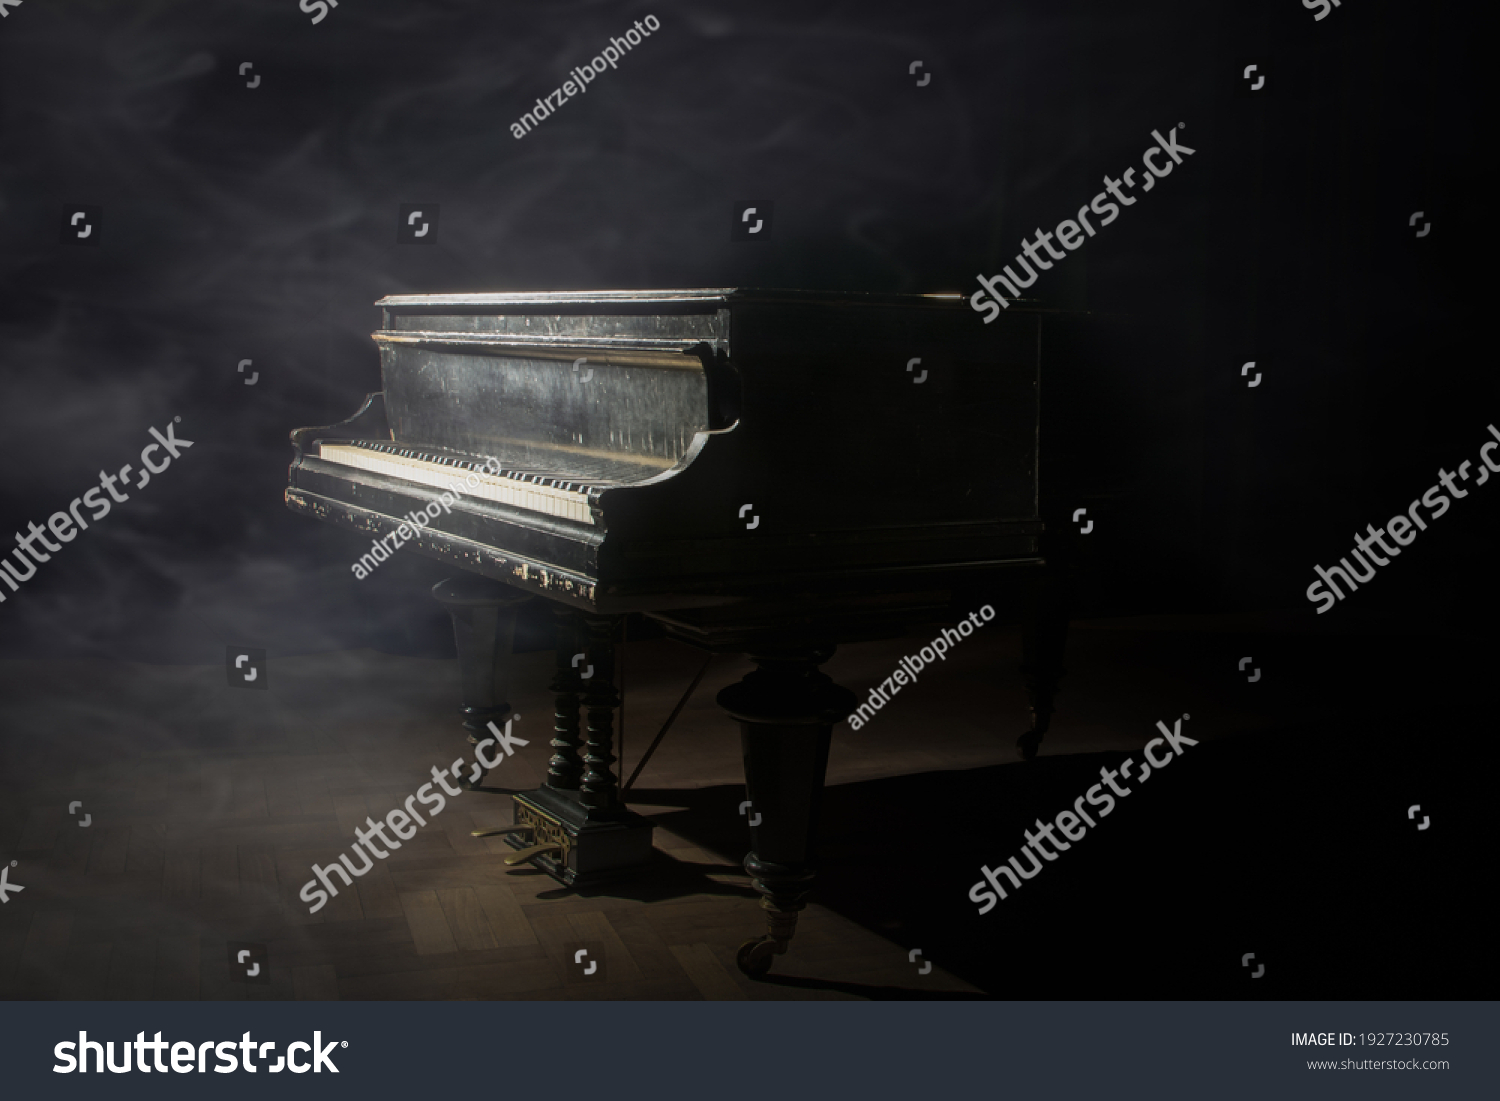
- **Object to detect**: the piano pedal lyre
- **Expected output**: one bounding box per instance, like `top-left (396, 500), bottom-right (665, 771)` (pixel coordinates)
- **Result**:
top-left (472, 817), bottom-right (570, 870)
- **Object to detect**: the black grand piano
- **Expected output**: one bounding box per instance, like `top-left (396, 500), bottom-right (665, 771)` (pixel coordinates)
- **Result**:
top-left (287, 288), bottom-right (1068, 977)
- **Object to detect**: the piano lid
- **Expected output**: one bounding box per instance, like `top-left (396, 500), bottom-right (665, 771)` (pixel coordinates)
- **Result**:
top-left (373, 289), bottom-right (979, 367)
top-left (375, 287), bottom-right (971, 313)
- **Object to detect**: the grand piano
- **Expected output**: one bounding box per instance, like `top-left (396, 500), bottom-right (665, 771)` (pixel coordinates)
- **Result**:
top-left (286, 288), bottom-right (1068, 977)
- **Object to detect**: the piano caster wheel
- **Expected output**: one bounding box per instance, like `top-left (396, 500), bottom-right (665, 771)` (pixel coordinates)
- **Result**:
top-left (736, 935), bottom-right (781, 979)
top-left (1016, 729), bottom-right (1042, 761)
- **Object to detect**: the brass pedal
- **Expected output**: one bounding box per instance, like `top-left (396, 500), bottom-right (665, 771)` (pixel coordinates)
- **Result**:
top-left (503, 842), bottom-right (563, 866)
top-left (472, 823), bottom-right (533, 839)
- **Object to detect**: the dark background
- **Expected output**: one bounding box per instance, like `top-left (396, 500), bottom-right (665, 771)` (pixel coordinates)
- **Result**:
top-left (0, 0), bottom-right (1495, 1009)
top-left (0, 0), bottom-right (1492, 663)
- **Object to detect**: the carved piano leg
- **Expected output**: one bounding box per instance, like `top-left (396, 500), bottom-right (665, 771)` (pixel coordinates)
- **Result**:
top-left (504, 614), bottom-right (655, 884)
top-left (475, 606), bottom-right (587, 841)
top-left (1017, 567), bottom-right (1070, 761)
top-left (547, 607), bottom-right (586, 792)
top-left (579, 614), bottom-right (622, 815)
top-left (431, 577), bottom-right (530, 785)
top-left (718, 648), bottom-right (856, 979)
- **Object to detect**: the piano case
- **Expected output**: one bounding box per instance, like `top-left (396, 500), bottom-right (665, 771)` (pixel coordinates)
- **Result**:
top-left (287, 288), bottom-right (1045, 616)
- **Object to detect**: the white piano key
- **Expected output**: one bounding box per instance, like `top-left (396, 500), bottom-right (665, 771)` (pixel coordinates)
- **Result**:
top-left (317, 442), bottom-right (597, 525)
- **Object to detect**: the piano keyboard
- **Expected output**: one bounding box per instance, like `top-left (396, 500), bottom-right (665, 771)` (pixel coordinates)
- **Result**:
top-left (318, 441), bottom-right (599, 524)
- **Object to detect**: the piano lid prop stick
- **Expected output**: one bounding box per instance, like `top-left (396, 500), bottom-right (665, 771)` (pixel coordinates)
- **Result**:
top-left (621, 652), bottom-right (714, 797)
top-left (618, 617), bottom-right (625, 789)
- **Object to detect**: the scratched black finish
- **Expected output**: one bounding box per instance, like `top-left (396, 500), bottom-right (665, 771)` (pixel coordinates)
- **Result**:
top-left (287, 288), bottom-right (1055, 612)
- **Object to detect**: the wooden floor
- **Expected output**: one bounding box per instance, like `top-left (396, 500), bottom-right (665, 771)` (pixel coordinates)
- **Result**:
top-left (1, 609), bottom-right (1482, 999)
top-left (0, 631), bottom-right (1027, 1000)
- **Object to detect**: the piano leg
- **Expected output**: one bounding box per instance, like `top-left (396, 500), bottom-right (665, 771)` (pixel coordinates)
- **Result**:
top-left (503, 613), bottom-right (656, 884)
top-left (431, 577), bottom-right (530, 785)
top-left (718, 648), bottom-right (856, 979)
top-left (580, 614), bottom-right (623, 814)
top-left (1017, 566), bottom-right (1070, 761)
top-left (546, 607), bottom-right (586, 792)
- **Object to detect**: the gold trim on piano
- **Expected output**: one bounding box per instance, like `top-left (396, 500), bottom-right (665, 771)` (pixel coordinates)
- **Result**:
top-left (514, 802), bottom-right (573, 864)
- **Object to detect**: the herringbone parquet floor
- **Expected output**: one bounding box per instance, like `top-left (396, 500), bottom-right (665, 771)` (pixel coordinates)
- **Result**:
top-left (5, 608), bottom-right (1468, 999)
top-left (0, 632), bottom-right (1016, 1000)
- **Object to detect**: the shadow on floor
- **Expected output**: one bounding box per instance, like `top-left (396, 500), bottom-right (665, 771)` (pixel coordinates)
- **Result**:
top-left (629, 629), bottom-right (1493, 998)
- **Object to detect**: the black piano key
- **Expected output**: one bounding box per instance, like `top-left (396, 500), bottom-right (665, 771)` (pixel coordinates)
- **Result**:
top-left (341, 436), bottom-right (639, 497)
